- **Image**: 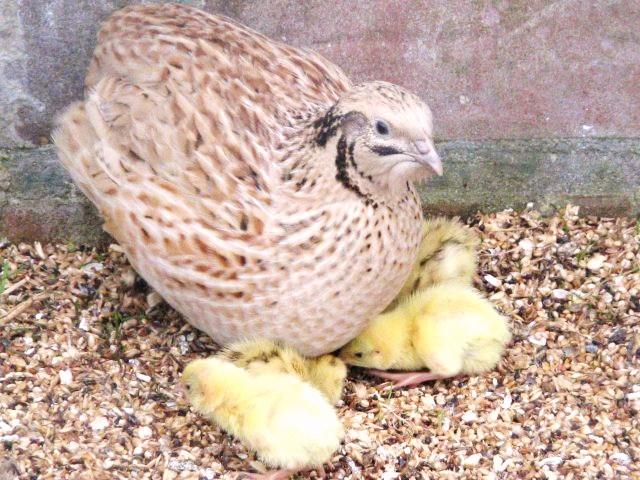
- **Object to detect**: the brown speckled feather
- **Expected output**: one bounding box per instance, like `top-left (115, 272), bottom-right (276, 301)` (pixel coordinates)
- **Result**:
top-left (54, 3), bottom-right (431, 355)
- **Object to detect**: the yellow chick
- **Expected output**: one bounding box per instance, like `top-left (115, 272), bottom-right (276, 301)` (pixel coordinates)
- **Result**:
top-left (392, 218), bottom-right (480, 306)
top-left (218, 338), bottom-right (347, 405)
top-left (183, 357), bottom-right (343, 479)
top-left (306, 354), bottom-right (348, 406)
top-left (340, 283), bottom-right (511, 388)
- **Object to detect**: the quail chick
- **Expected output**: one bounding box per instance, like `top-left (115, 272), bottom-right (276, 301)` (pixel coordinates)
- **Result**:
top-left (219, 338), bottom-right (347, 405)
top-left (306, 354), bottom-right (349, 406)
top-left (340, 283), bottom-right (511, 388)
top-left (391, 218), bottom-right (480, 307)
top-left (183, 357), bottom-right (343, 479)
top-left (54, 3), bottom-right (443, 357)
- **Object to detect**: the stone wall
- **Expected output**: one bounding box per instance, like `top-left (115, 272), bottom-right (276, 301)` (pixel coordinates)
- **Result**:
top-left (1, 0), bottom-right (639, 242)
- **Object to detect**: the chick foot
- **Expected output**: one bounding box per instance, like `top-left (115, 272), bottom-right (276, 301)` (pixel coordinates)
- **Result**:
top-left (368, 369), bottom-right (448, 388)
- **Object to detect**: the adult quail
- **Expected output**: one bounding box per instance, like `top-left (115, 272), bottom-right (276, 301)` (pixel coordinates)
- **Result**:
top-left (54, 3), bottom-right (442, 356)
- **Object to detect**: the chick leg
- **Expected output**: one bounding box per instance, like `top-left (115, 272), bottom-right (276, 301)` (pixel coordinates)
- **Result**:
top-left (368, 369), bottom-right (447, 388)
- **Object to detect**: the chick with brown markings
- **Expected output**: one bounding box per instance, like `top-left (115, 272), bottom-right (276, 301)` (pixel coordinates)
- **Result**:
top-left (390, 218), bottom-right (480, 309)
top-left (219, 338), bottom-right (347, 405)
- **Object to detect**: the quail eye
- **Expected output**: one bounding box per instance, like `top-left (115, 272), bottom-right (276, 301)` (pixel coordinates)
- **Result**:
top-left (375, 120), bottom-right (390, 136)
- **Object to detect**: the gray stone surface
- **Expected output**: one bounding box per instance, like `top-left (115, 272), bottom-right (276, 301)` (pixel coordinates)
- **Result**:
top-left (1, 139), bottom-right (638, 244)
top-left (420, 138), bottom-right (640, 217)
top-left (0, 146), bottom-right (104, 244)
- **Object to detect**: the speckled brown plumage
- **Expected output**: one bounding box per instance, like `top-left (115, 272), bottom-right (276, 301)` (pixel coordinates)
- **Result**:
top-left (54, 3), bottom-right (441, 355)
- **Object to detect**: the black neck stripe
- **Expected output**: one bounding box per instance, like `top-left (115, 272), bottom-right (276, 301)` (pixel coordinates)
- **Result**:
top-left (370, 145), bottom-right (402, 156)
top-left (313, 105), bottom-right (342, 147)
top-left (335, 135), bottom-right (375, 206)
top-left (348, 141), bottom-right (373, 183)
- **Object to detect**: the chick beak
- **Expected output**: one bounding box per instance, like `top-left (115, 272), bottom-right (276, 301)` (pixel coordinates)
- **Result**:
top-left (177, 381), bottom-right (189, 398)
top-left (414, 140), bottom-right (443, 176)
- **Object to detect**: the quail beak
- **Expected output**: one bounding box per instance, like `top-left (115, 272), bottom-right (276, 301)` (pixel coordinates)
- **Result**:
top-left (413, 140), bottom-right (443, 176)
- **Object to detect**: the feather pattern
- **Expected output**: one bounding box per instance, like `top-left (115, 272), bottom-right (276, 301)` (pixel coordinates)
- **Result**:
top-left (54, 3), bottom-right (437, 355)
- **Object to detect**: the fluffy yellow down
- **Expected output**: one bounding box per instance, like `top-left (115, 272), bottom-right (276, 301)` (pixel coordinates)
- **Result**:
top-left (393, 218), bottom-right (480, 305)
top-left (219, 338), bottom-right (347, 405)
top-left (182, 357), bottom-right (343, 470)
top-left (340, 283), bottom-right (511, 377)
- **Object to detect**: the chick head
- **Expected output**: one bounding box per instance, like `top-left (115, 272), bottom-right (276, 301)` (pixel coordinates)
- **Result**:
top-left (395, 218), bottom-right (481, 302)
top-left (321, 81), bottom-right (441, 192)
top-left (338, 323), bottom-right (401, 370)
top-left (182, 357), bottom-right (233, 414)
top-left (307, 355), bottom-right (347, 405)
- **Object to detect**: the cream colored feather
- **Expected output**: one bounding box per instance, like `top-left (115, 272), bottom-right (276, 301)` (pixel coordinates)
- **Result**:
top-left (54, 4), bottom-right (442, 355)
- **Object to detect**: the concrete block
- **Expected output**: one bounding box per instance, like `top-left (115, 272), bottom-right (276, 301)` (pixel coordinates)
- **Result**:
top-left (1, 139), bottom-right (637, 244)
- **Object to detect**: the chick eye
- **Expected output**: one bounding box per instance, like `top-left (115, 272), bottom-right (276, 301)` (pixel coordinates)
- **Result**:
top-left (375, 120), bottom-right (390, 136)
top-left (354, 352), bottom-right (364, 358)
